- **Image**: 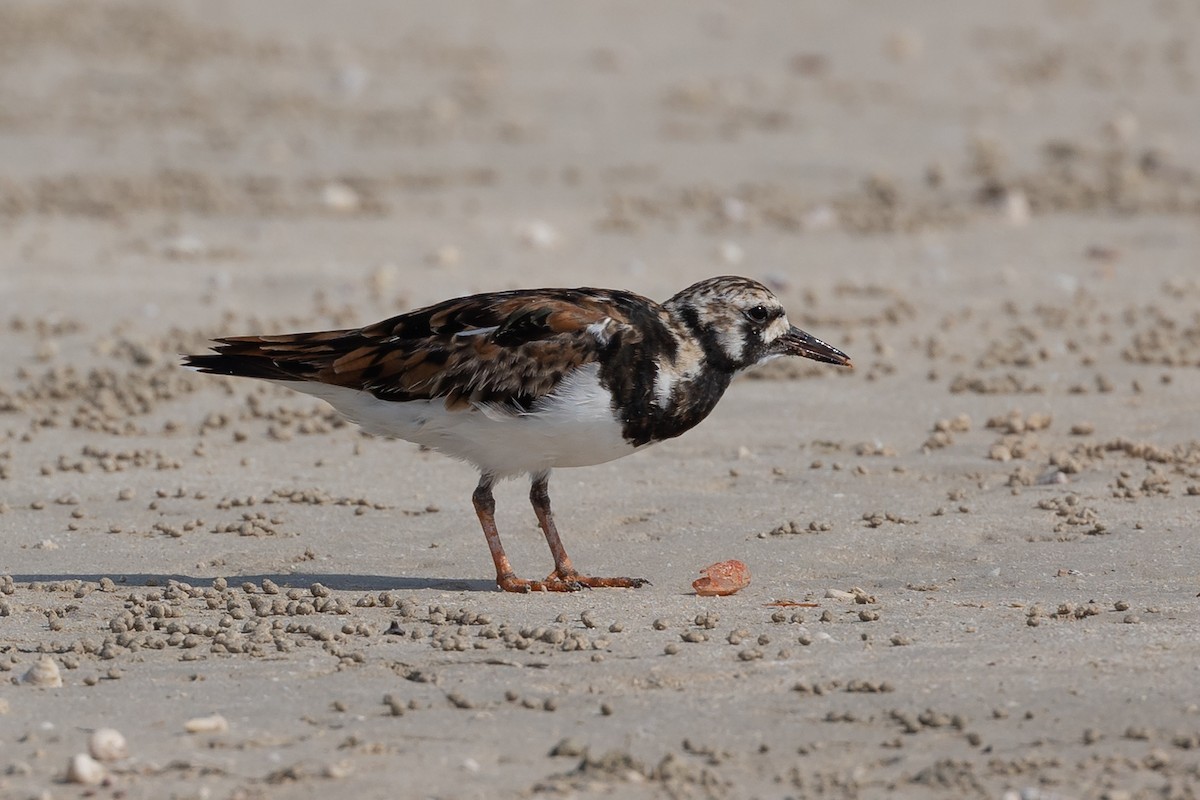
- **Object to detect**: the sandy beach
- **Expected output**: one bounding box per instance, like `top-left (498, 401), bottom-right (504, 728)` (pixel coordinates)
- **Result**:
top-left (2, 2), bottom-right (1200, 798)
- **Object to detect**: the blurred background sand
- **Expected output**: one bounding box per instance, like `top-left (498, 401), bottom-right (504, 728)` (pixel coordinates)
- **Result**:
top-left (2, 2), bottom-right (1199, 798)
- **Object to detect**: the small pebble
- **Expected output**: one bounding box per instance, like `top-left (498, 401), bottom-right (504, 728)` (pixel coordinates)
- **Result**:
top-left (89, 728), bottom-right (128, 761)
top-left (184, 713), bottom-right (229, 734)
top-left (518, 220), bottom-right (561, 250)
top-left (549, 737), bottom-right (586, 757)
top-left (446, 692), bottom-right (474, 710)
top-left (383, 694), bottom-right (405, 716)
top-left (21, 656), bottom-right (63, 687)
top-left (321, 182), bottom-right (361, 212)
top-left (66, 753), bottom-right (106, 785)
top-left (718, 240), bottom-right (744, 265)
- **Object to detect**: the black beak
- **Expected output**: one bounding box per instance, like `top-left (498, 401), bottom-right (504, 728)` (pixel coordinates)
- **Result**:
top-left (779, 326), bottom-right (852, 367)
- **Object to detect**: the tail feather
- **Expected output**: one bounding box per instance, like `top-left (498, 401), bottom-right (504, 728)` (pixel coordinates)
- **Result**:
top-left (182, 351), bottom-right (302, 381)
top-left (183, 332), bottom-right (356, 382)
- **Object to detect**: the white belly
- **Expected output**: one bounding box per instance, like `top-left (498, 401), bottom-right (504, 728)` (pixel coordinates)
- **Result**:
top-left (275, 363), bottom-right (642, 477)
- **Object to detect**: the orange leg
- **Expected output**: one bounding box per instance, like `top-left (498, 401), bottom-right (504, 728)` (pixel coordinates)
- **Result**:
top-left (471, 476), bottom-right (647, 593)
top-left (529, 473), bottom-right (648, 590)
top-left (472, 477), bottom-right (576, 592)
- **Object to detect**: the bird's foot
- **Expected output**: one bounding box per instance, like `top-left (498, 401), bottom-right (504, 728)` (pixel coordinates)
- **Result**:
top-left (495, 571), bottom-right (649, 593)
top-left (496, 574), bottom-right (583, 593)
top-left (546, 569), bottom-right (650, 589)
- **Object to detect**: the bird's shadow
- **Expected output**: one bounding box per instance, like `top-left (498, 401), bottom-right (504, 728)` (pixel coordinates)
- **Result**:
top-left (6, 573), bottom-right (498, 593)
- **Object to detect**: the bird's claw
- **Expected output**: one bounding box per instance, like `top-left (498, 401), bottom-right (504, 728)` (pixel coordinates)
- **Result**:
top-left (496, 572), bottom-right (649, 593)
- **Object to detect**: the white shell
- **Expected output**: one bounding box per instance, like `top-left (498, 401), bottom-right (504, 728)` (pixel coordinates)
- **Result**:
top-left (67, 753), bottom-right (106, 785)
top-left (89, 728), bottom-right (128, 761)
top-left (184, 713), bottom-right (229, 734)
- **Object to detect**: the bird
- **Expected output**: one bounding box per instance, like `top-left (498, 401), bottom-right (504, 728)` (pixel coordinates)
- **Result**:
top-left (184, 275), bottom-right (852, 592)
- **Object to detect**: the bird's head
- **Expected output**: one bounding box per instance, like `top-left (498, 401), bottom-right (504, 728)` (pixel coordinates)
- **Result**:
top-left (664, 276), bottom-right (852, 373)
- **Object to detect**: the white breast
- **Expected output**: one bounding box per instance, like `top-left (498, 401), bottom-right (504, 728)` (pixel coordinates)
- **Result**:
top-left (275, 363), bottom-right (641, 477)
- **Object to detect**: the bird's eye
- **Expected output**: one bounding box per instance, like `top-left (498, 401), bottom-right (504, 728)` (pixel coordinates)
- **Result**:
top-left (744, 305), bottom-right (771, 325)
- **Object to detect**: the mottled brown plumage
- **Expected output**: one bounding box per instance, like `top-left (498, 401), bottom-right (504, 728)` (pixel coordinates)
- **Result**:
top-left (189, 289), bottom-right (644, 412)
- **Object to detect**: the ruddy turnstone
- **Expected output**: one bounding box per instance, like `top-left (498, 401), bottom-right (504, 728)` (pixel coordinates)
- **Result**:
top-left (184, 276), bottom-right (851, 592)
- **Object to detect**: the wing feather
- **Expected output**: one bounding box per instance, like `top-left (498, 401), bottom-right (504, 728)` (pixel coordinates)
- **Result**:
top-left (184, 288), bottom-right (649, 410)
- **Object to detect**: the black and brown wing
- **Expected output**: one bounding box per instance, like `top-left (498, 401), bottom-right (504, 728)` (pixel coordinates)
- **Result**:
top-left (184, 288), bottom-right (648, 410)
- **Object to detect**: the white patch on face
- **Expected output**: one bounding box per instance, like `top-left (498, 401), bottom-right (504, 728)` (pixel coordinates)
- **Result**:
top-left (716, 323), bottom-right (747, 363)
top-left (765, 316), bottom-right (790, 344)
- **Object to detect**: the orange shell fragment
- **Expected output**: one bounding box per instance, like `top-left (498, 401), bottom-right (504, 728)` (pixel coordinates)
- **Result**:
top-left (692, 559), bottom-right (751, 596)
